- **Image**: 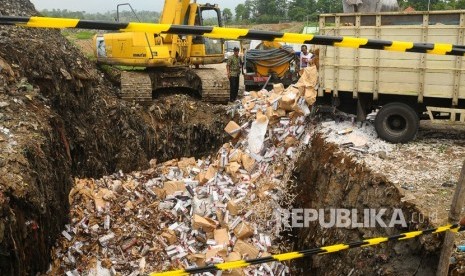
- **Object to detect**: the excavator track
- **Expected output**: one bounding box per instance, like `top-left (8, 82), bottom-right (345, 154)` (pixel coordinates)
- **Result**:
top-left (119, 67), bottom-right (230, 104)
top-left (193, 67), bottom-right (230, 103)
top-left (120, 71), bottom-right (152, 104)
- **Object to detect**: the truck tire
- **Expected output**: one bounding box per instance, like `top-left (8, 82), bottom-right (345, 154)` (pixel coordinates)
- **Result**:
top-left (374, 102), bottom-right (419, 143)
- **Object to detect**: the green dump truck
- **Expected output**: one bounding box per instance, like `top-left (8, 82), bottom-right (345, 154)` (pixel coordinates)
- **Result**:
top-left (318, 10), bottom-right (465, 143)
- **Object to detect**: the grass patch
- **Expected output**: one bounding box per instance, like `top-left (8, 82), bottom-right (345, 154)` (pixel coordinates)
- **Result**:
top-left (61, 29), bottom-right (72, 37)
top-left (86, 53), bottom-right (96, 61)
top-left (115, 66), bottom-right (146, 71)
top-left (75, 31), bottom-right (96, 40)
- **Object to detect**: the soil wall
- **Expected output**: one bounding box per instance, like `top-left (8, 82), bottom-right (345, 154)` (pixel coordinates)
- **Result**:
top-left (292, 135), bottom-right (442, 275)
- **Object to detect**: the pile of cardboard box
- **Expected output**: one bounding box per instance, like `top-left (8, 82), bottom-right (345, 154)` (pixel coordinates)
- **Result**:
top-left (51, 66), bottom-right (319, 276)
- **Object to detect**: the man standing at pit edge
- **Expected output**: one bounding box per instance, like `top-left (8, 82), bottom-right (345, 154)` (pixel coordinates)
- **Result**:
top-left (226, 47), bottom-right (242, 102)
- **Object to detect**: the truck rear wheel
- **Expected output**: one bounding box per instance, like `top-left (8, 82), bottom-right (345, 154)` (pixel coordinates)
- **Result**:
top-left (374, 102), bottom-right (419, 143)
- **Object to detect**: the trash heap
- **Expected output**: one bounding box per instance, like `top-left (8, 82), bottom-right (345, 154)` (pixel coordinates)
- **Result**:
top-left (318, 120), bottom-right (394, 155)
top-left (50, 66), bottom-right (319, 276)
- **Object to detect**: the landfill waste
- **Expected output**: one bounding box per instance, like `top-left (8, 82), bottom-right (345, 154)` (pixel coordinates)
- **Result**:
top-left (48, 66), bottom-right (320, 275)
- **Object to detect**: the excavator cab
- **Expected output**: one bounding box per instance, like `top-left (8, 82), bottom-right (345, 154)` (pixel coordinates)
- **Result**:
top-left (93, 1), bottom-right (224, 67)
top-left (189, 3), bottom-right (224, 66)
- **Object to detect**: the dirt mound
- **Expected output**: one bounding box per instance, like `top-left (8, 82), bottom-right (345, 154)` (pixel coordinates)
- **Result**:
top-left (231, 22), bottom-right (305, 34)
top-left (0, 1), bottom-right (229, 275)
top-left (139, 94), bottom-right (230, 160)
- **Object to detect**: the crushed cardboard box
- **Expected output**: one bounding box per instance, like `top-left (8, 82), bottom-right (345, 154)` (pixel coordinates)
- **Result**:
top-left (50, 67), bottom-right (320, 275)
top-left (233, 222), bottom-right (254, 240)
top-left (163, 181), bottom-right (186, 195)
top-left (233, 240), bottom-right (260, 259)
top-left (192, 214), bottom-right (217, 233)
top-left (224, 121), bottom-right (242, 138)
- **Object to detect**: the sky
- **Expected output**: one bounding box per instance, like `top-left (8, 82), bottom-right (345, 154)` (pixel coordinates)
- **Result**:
top-left (29, 0), bottom-right (245, 13)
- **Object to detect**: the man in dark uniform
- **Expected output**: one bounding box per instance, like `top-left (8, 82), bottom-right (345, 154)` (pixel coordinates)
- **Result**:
top-left (226, 47), bottom-right (242, 102)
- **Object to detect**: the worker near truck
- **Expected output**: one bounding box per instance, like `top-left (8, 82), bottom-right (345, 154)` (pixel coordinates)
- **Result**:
top-left (299, 45), bottom-right (313, 74)
top-left (226, 47), bottom-right (242, 102)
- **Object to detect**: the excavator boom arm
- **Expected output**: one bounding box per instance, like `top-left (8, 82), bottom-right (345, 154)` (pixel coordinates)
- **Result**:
top-left (159, 0), bottom-right (192, 24)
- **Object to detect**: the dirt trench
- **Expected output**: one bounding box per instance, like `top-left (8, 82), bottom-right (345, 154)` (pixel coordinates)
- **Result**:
top-left (291, 134), bottom-right (442, 275)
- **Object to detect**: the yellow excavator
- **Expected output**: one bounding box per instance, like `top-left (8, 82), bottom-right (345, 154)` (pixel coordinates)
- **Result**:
top-left (93, 0), bottom-right (229, 103)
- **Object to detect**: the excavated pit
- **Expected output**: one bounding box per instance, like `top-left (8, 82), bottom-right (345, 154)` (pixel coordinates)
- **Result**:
top-left (291, 134), bottom-right (441, 275)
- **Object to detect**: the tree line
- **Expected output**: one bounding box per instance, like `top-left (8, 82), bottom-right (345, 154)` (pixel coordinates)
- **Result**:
top-left (224, 0), bottom-right (342, 24)
top-left (40, 9), bottom-right (160, 23)
top-left (224, 0), bottom-right (465, 24)
top-left (403, 0), bottom-right (465, 11)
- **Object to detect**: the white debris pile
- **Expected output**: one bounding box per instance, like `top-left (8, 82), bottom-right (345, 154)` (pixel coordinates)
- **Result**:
top-left (318, 120), bottom-right (394, 154)
top-left (50, 66), bottom-right (320, 275)
top-left (363, 139), bottom-right (465, 189)
top-left (317, 119), bottom-right (465, 188)
top-left (317, 114), bottom-right (465, 225)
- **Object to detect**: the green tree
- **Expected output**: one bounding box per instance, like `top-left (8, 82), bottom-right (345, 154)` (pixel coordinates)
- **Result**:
top-left (457, 0), bottom-right (465, 8)
top-left (315, 0), bottom-right (342, 13)
top-left (235, 1), bottom-right (253, 22)
top-left (288, 0), bottom-right (317, 22)
top-left (399, 0), bottom-right (439, 10)
top-left (432, 1), bottom-right (449, 10)
top-left (254, 0), bottom-right (278, 17)
top-left (235, 4), bottom-right (246, 21)
top-left (222, 8), bottom-right (233, 24)
top-left (277, 0), bottom-right (289, 18)
top-left (431, 0), bottom-right (460, 10)
top-left (244, 0), bottom-right (254, 18)
top-left (399, 0), bottom-right (465, 10)
top-left (252, 0), bottom-right (287, 22)
top-left (40, 9), bottom-right (159, 22)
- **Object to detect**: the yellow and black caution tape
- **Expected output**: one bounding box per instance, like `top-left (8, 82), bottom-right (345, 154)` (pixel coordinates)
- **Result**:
top-left (150, 224), bottom-right (464, 276)
top-left (1, 16), bottom-right (465, 56)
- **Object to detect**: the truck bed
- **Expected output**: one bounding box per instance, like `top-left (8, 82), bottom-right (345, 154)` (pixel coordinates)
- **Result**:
top-left (318, 10), bottom-right (465, 106)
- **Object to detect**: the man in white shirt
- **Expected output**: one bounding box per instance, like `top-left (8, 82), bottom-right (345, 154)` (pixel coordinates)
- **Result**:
top-left (299, 45), bottom-right (313, 69)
